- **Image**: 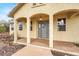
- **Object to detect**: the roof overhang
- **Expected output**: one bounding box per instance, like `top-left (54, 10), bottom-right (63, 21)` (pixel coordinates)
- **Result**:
top-left (8, 3), bottom-right (25, 18)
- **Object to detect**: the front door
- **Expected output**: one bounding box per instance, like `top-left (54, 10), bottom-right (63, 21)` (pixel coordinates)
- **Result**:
top-left (38, 21), bottom-right (49, 39)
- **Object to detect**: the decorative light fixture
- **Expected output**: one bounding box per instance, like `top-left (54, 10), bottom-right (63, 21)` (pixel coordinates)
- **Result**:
top-left (39, 16), bottom-right (42, 20)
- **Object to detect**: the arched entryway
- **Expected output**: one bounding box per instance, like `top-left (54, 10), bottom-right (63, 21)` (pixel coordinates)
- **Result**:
top-left (30, 13), bottom-right (49, 47)
top-left (53, 9), bottom-right (79, 53)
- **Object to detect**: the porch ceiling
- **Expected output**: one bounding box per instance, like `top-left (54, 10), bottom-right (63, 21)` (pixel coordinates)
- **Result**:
top-left (30, 13), bottom-right (49, 21)
top-left (16, 17), bottom-right (27, 22)
top-left (54, 9), bottom-right (79, 19)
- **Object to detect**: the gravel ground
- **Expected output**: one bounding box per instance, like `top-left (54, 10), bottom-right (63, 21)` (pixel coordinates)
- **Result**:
top-left (0, 44), bottom-right (25, 56)
top-left (0, 33), bottom-right (25, 56)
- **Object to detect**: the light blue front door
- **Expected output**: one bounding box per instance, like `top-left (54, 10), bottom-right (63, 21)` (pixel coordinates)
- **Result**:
top-left (38, 21), bottom-right (49, 39)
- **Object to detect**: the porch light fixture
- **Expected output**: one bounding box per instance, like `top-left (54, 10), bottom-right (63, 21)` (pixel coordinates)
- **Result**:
top-left (40, 18), bottom-right (42, 20)
top-left (39, 16), bottom-right (42, 20)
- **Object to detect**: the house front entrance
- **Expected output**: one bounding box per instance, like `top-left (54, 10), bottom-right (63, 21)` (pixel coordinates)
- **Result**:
top-left (38, 21), bottom-right (49, 39)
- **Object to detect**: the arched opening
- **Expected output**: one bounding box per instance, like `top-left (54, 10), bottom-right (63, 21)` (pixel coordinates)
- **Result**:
top-left (53, 9), bottom-right (79, 34)
top-left (30, 13), bottom-right (49, 47)
top-left (16, 17), bottom-right (27, 43)
top-left (53, 9), bottom-right (79, 52)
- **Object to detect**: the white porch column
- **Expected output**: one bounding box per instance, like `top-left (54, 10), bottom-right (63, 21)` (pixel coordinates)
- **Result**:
top-left (49, 15), bottom-right (53, 48)
top-left (27, 17), bottom-right (31, 44)
top-left (9, 19), bottom-right (13, 35)
top-left (9, 23), bottom-right (12, 35)
top-left (14, 19), bottom-right (17, 43)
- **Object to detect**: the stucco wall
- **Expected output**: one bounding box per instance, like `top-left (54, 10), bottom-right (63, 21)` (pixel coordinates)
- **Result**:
top-left (53, 13), bottom-right (79, 43)
top-left (30, 19), bottom-right (38, 38)
top-left (17, 20), bottom-right (27, 38)
top-left (13, 3), bottom-right (79, 43)
top-left (69, 15), bottom-right (79, 43)
top-left (14, 4), bottom-right (52, 19)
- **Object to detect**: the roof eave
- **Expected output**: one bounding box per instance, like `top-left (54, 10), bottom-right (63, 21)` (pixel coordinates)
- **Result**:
top-left (8, 3), bottom-right (25, 18)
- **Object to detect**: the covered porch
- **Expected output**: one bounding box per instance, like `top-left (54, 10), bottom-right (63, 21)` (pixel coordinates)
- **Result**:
top-left (52, 9), bottom-right (79, 55)
top-left (14, 13), bottom-right (53, 48)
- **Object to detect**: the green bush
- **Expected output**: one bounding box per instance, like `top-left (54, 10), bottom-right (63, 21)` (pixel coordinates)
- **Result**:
top-left (0, 26), bottom-right (6, 33)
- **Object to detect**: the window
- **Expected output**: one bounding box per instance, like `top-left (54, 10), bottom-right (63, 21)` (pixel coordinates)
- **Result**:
top-left (18, 22), bottom-right (23, 30)
top-left (32, 3), bottom-right (45, 8)
top-left (11, 27), bottom-right (14, 30)
top-left (11, 23), bottom-right (14, 30)
top-left (30, 21), bottom-right (32, 31)
top-left (39, 3), bottom-right (43, 4)
top-left (57, 18), bottom-right (66, 31)
top-left (33, 3), bottom-right (36, 6)
top-left (10, 22), bottom-right (14, 30)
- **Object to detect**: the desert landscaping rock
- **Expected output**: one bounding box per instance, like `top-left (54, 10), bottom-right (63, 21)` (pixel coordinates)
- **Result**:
top-left (0, 33), bottom-right (25, 56)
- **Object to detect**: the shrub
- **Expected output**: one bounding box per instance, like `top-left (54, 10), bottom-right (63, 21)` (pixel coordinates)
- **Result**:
top-left (0, 26), bottom-right (6, 33)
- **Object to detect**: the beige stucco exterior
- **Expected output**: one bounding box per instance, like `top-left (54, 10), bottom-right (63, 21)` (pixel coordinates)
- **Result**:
top-left (14, 4), bottom-right (51, 38)
top-left (9, 3), bottom-right (79, 48)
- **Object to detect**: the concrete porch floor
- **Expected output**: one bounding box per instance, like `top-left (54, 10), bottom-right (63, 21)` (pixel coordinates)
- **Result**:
top-left (31, 38), bottom-right (49, 47)
top-left (17, 38), bottom-right (49, 47)
top-left (53, 40), bottom-right (79, 55)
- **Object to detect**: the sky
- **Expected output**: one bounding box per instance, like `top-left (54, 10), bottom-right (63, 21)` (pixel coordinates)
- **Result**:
top-left (0, 3), bottom-right (16, 22)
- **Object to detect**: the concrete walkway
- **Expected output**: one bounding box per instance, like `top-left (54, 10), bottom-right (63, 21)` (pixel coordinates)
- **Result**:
top-left (12, 45), bottom-right (52, 56)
